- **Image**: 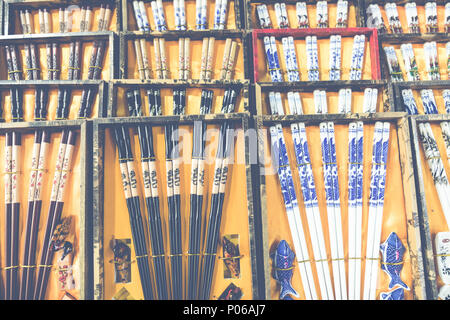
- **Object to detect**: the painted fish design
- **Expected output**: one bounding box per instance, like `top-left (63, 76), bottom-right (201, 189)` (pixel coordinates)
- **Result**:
top-left (380, 287), bottom-right (404, 300)
top-left (435, 232), bottom-right (450, 285)
top-left (271, 240), bottom-right (299, 300)
top-left (380, 232), bottom-right (409, 290)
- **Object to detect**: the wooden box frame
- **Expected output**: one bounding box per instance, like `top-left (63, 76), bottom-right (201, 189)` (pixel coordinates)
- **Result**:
top-left (378, 33), bottom-right (450, 81)
top-left (0, 119), bottom-right (93, 300)
top-left (3, 0), bottom-right (121, 35)
top-left (91, 113), bottom-right (262, 300)
top-left (244, 0), bottom-right (367, 30)
top-left (0, 31), bottom-right (118, 81)
top-left (253, 79), bottom-right (394, 115)
top-left (118, 30), bottom-right (252, 82)
top-left (0, 80), bottom-right (109, 121)
top-left (392, 80), bottom-right (450, 114)
top-left (120, 0), bottom-right (246, 32)
top-left (251, 27), bottom-right (382, 84)
top-left (105, 78), bottom-right (251, 117)
top-left (408, 113), bottom-right (450, 300)
top-left (254, 112), bottom-right (427, 300)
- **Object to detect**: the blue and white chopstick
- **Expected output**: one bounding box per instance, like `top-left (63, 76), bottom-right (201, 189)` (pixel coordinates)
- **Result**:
top-left (329, 35), bottom-right (342, 81)
top-left (264, 36), bottom-right (283, 82)
top-left (363, 122), bottom-right (390, 300)
top-left (402, 89), bottom-right (419, 115)
top-left (349, 35), bottom-right (365, 81)
top-left (278, 90), bottom-right (333, 299)
top-left (214, 0), bottom-right (229, 29)
top-left (420, 89), bottom-right (438, 114)
top-left (348, 121), bottom-right (364, 299)
top-left (195, 0), bottom-right (208, 30)
top-left (282, 37), bottom-right (300, 82)
top-left (268, 93), bottom-right (317, 300)
top-left (320, 122), bottom-right (347, 300)
top-left (294, 121), bottom-right (334, 300)
top-left (174, 0), bottom-right (186, 30)
top-left (306, 36), bottom-right (320, 81)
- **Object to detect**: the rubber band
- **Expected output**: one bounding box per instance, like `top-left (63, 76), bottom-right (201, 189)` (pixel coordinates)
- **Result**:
top-left (365, 257), bottom-right (380, 261)
top-left (331, 258), bottom-right (345, 261)
top-left (315, 258), bottom-right (328, 263)
top-left (141, 156), bottom-right (156, 161)
top-left (297, 259), bottom-right (310, 264)
top-left (186, 253), bottom-right (201, 256)
top-left (168, 254), bottom-right (183, 258)
top-left (47, 69), bottom-right (60, 72)
top-left (8, 70), bottom-right (22, 74)
top-left (268, 67), bottom-right (282, 72)
top-left (136, 254), bottom-right (148, 259)
top-left (297, 162), bottom-right (311, 167)
top-left (4, 171), bottom-right (18, 174)
top-left (89, 65), bottom-right (103, 70)
top-left (38, 264), bottom-right (53, 268)
top-left (20, 265), bottom-right (36, 269)
top-left (68, 67), bottom-right (81, 70)
top-left (348, 162), bottom-right (363, 165)
top-left (118, 157), bottom-right (134, 161)
top-left (435, 254), bottom-right (450, 257)
top-left (348, 257), bottom-right (362, 260)
top-left (151, 254), bottom-right (165, 258)
top-left (324, 162), bottom-right (337, 165)
top-left (203, 252), bottom-right (217, 256)
top-left (25, 68), bottom-right (40, 71)
top-left (3, 265), bottom-right (20, 270)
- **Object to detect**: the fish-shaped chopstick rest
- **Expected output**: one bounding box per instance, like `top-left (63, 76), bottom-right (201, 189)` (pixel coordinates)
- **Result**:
top-left (271, 240), bottom-right (299, 300)
top-left (380, 232), bottom-right (409, 290)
